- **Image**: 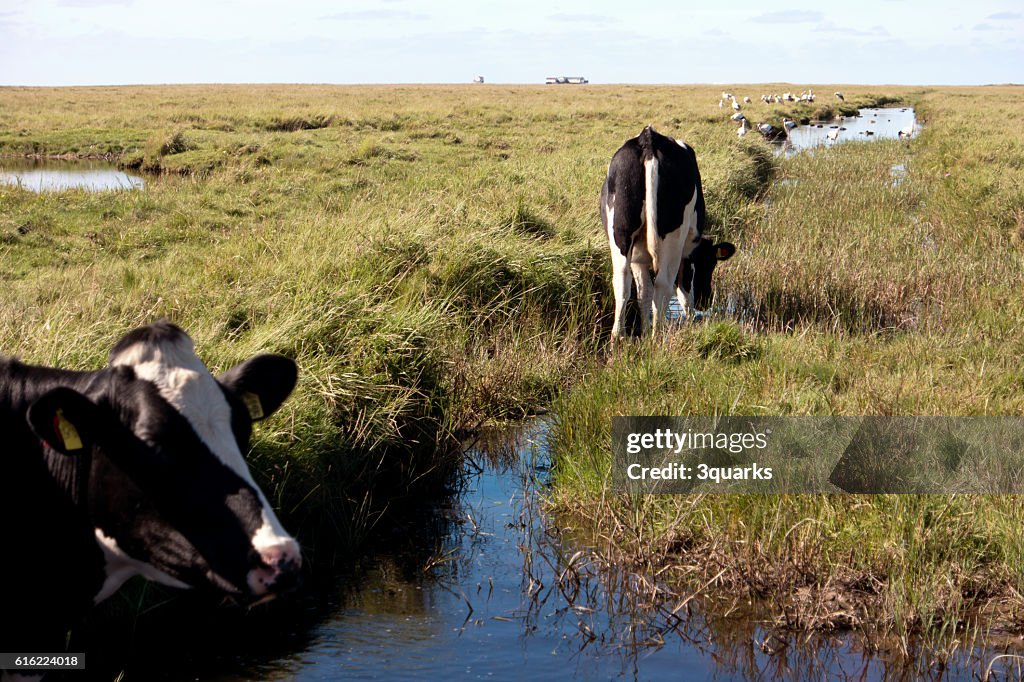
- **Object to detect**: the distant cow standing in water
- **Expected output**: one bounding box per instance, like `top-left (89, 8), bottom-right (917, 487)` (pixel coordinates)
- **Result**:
top-left (600, 126), bottom-right (735, 339)
top-left (0, 321), bottom-right (300, 672)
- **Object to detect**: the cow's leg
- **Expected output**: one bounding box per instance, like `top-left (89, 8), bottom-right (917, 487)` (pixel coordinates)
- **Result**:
top-left (610, 245), bottom-right (633, 341)
top-left (606, 199), bottom-right (635, 341)
top-left (630, 261), bottom-right (654, 334)
top-left (652, 229), bottom-right (687, 332)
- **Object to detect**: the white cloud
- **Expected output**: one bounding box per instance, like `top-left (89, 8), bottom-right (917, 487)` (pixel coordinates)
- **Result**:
top-left (813, 22), bottom-right (890, 37)
top-left (547, 13), bottom-right (612, 24)
top-left (320, 9), bottom-right (428, 21)
top-left (55, 0), bottom-right (135, 5)
top-left (751, 10), bottom-right (824, 24)
top-left (973, 22), bottom-right (1010, 31)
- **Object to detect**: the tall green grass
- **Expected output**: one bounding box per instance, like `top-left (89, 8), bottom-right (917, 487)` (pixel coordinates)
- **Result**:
top-left (547, 84), bottom-right (1024, 646)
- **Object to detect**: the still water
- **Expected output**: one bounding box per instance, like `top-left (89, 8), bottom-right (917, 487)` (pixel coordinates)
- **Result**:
top-left (151, 423), bottom-right (1014, 681)
top-left (0, 159), bottom-right (143, 191)
top-left (774, 107), bottom-right (919, 156)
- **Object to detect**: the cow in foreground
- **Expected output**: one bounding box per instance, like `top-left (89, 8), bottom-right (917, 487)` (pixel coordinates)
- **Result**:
top-left (0, 320), bottom-right (300, 671)
top-left (600, 126), bottom-right (735, 339)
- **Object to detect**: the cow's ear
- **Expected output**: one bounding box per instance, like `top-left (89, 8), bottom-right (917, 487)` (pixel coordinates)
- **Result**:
top-left (715, 242), bottom-right (737, 261)
top-left (27, 387), bottom-right (101, 456)
top-left (218, 354), bottom-right (298, 421)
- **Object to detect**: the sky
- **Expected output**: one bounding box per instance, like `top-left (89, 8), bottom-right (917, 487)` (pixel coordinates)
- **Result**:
top-left (0, 0), bottom-right (1021, 86)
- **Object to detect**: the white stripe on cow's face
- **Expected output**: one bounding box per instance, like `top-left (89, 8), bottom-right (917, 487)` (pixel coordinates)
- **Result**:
top-left (108, 334), bottom-right (299, 575)
top-left (110, 334), bottom-right (242, 477)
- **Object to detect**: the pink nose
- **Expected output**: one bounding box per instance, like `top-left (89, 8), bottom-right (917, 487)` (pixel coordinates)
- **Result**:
top-left (247, 539), bottom-right (301, 595)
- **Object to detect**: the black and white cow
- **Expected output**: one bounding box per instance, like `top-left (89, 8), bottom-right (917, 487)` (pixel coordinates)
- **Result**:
top-left (0, 320), bottom-right (300, 668)
top-left (600, 126), bottom-right (735, 338)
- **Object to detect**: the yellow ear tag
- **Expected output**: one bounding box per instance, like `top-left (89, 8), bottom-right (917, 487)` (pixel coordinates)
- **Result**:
top-left (242, 392), bottom-right (264, 420)
top-left (55, 409), bottom-right (84, 451)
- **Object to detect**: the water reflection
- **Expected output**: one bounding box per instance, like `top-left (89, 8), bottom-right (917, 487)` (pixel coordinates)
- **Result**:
top-left (0, 159), bottom-right (144, 191)
top-left (186, 422), bottom-right (1021, 681)
top-left (773, 107), bottom-right (919, 156)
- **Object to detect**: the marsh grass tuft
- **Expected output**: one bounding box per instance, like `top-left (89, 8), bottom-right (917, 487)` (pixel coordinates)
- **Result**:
top-left (260, 114), bottom-right (335, 132)
top-left (353, 138), bottom-right (387, 162)
top-left (120, 129), bottom-right (223, 175)
top-left (726, 140), bottom-right (775, 200)
top-left (504, 200), bottom-right (555, 238)
top-left (155, 130), bottom-right (194, 156)
top-left (696, 321), bottom-right (762, 362)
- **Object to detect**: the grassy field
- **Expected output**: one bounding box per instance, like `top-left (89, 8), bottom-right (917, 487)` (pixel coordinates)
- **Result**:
top-left (544, 85), bottom-right (1024, 653)
top-left (2, 83), bottom-right (1023, 652)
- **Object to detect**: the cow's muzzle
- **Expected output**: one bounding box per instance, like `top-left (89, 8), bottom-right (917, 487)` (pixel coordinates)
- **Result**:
top-left (247, 538), bottom-right (302, 597)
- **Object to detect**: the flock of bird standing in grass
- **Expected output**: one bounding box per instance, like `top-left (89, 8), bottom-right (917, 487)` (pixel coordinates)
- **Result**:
top-left (723, 89), bottom-right (914, 144)
top-left (724, 89), bottom-right (829, 142)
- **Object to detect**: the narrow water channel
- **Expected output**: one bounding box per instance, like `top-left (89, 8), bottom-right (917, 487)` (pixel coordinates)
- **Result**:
top-left (150, 422), bottom-right (1013, 681)
top-left (772, 106), bottom-right (919, 156)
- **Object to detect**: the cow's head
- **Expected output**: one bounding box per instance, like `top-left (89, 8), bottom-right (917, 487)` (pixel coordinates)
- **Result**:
top-left (678, 237), bottom-right (736, 310)
top-left (25, 321), bottom-right (301, 602)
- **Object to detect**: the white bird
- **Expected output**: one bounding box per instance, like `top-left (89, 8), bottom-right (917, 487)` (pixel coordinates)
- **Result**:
top-left (783, 117), bottom-right (797, 130)
top-left (898, 124), bottom-right (915, 139)
top-left (731, 111), bottom-right (746, 121)
top-left (743, 96), bottom-right (751, 104)
top-left (732, 100), bottom-right (741, 111)
top-left (738, 119), bottom-right (749, 137)
top-left (835, 92), bottom-right (845, 101)
top-left (719, 99), bottom-right (724, 108)
top-left (827, 128), bottom-right (840, 142)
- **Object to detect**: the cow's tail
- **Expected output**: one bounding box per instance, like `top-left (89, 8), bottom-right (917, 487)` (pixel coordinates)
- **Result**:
top-left (694, 171), bottom-right (707, 237)
top-left (640, 126), bottom-right (661, 274)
